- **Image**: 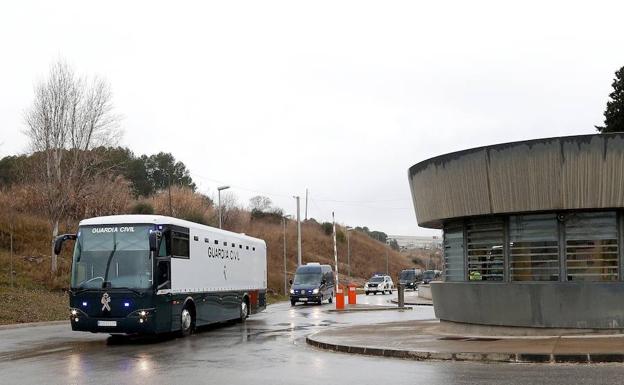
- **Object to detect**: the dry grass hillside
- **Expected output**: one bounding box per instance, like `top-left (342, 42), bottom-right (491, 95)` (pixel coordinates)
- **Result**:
top-left (245, 219), bottom-right (413, 293)
top-left (0, 185), bottom-right (416, 323)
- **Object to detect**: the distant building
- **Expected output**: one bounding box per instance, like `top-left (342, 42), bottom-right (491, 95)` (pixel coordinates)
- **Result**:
top-left (387, 235), bottom-right (442, 250)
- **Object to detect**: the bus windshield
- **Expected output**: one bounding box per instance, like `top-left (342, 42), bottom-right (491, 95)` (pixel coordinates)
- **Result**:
top-left (71, 225), bottom-right (153, 289)
top-left (293, 273), bottom-right (322, 285)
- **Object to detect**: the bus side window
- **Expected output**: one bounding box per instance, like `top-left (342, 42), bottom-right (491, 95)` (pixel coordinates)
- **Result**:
top-left (159, 231), bottom-right (170, 257)
top-left (172, 231), bottom-right (190, 259)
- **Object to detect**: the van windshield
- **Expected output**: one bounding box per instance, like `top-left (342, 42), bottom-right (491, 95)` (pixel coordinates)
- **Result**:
top-left (369, 276), bottom-right (384, 283)
top-left (293, 273), bottom-right (322, 285)
top-left (423, 271), bottom-right (435, 279)
top-left (400, 271), bottom-right (415, 280)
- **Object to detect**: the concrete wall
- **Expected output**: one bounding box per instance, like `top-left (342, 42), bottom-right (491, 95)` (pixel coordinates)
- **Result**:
top-left (431, 282), bottom-right (624, 329)
top-left (418, 284), bottom-right (432, 300)
top-left (409, 134), bottom-right (624, 228)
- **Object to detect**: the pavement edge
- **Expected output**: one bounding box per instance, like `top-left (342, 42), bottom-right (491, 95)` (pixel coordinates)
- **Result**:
top-left (305, 332), bottom-right (624, 364)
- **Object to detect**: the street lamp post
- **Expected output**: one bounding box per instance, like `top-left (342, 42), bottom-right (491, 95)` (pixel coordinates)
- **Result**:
top-left (217, 185), bottom-right (230, 229)
top-left (346, 226), bottom-right (352, 283)
top-left (293, 196), bottom-right (302, 266)
top-left (282, 215), bottom-right (292, 296)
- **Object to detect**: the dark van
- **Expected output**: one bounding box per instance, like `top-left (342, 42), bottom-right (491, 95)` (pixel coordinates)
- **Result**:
top-left (422, 269), bottom-right (437, 284)
top-left (289, 263), bottom-right (335, 306)
top-left (398, 268), bottom-right (423, 290)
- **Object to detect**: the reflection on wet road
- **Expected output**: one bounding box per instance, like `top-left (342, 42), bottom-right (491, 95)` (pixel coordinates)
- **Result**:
top-left (1, 293), bottom-right (624, 385)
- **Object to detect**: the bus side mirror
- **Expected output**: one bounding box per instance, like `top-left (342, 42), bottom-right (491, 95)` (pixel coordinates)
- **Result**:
top-left (149, 232), bottom-right (159, 252)
top-left (289, 279), bottom-right (293, 285)
top-left (54, 234), bottom-right (76, 255)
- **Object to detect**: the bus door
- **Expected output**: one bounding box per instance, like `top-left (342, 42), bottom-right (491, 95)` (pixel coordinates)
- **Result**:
top-left (155, 233), bottom-right (172, 332)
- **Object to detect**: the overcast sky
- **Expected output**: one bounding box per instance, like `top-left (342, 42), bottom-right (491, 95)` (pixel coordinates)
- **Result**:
top-left (1, 1), bottom-right (624, 236)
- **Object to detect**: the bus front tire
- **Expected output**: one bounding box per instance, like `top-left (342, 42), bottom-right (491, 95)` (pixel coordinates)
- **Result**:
top-left (179, 306), bottom-right (195, 337)
top-left (291, 300), bottom-right (296, 306)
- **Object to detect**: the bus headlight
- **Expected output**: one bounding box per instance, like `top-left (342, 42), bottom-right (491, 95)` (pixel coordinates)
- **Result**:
top-left (290, 289), bottom-right (294, 294)
top-left (70, 309), bottom-right (78, 316)
top-left (137, 309), bottom-right (150, 323)
top-left (312, 288), bottom-right (319, 294)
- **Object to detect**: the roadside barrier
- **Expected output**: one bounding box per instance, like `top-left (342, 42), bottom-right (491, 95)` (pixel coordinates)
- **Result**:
top-left (348, 284), bottom-right (357, 305)
top-left (335, 286), bottom-right (345, 309)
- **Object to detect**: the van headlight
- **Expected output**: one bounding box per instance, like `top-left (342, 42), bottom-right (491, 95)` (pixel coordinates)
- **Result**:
top-left (312, 288), bottom-right (319, 294)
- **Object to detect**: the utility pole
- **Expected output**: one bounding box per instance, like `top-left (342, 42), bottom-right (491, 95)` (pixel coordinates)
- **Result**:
top-left (168, 171), bottom-right (173, 216)
top-left (217, 185), bottom-right (230, 229)
top-left (10, 222), bottom-right (14, 288)
top-left (386, 248), bottom-right (389, 275)
top-left (282, 215), bottom-right (292, 295)
top-left (332, 212), bottom-right (338, 287)
top-left (305, 188), bottom-right (308, 221)
top-left (294, 196), bottom-right (302, 266)
top-left (346, 226), bottom-right (352, 283)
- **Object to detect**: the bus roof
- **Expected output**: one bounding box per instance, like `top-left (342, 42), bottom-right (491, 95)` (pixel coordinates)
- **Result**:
top-left (79, 215), bottom-right (265, 245)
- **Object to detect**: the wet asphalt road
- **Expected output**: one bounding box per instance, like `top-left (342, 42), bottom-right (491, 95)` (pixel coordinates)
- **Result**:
top-left (2, 293), bottom-right (624, 385)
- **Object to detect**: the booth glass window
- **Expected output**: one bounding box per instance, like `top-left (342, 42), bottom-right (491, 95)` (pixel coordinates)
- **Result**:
top-left (466, 217), bottom-right (504, 281)
top-left (509, 214), bottom-right (559, 281)
top-left (443, 221), bottom-right (465, 281)
top-left (565, 212), bottom-right (618, 281)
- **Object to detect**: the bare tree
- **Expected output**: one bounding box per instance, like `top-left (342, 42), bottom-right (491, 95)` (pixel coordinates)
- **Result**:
top-left (249, 195), bottom-right (272, 212)
top-left (24, 60), bottom-right (120, 274)
top-left (220, 191), bottom-right (239, 229)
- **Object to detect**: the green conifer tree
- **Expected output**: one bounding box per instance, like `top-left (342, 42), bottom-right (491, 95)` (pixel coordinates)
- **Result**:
top-left (597, 66), bottom-right (624, 133)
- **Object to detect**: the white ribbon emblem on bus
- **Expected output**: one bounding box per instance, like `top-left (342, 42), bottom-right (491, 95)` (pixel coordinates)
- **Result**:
top-left (101, 293), bottom-right (111, 312)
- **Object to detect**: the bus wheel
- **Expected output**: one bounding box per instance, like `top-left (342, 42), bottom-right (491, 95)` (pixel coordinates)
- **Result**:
top-left (180, 306), bottom-right (194, 337)
top-left (290, 300), bottom-right (296, 306)
top-left (240, 298), bottom-right (249, 322)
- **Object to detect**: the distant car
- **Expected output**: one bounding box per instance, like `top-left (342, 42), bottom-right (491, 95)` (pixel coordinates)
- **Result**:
top-left (398, 268), bottom-right (423, 290)
top-left (364, 274), bottom-right (394, 295)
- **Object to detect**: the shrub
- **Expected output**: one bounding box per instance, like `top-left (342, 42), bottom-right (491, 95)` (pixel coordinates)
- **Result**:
top-left (131, 201), bottom-right (155, 214)
top-left (251, 208), bottom-right (284, 223)
top-left (321, 222), bottom-right (333, 235)
top-left (149, 186), bottom-right (215, 222)
top-left (180, 210), bottom-right (209, 225)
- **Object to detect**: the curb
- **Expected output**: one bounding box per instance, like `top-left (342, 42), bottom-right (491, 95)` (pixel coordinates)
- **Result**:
top-left (0, 320), bottom-right (68, 331)
top-left (390, 299), bottom-right (433, 306)
top-left (305, 334), bottom-right (624, 364)
top-left (326, 306), bottom-right (413, 313)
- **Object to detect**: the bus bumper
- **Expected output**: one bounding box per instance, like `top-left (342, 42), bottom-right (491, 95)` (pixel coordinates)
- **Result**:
top-left (70, 309), bottom-right (158, 334)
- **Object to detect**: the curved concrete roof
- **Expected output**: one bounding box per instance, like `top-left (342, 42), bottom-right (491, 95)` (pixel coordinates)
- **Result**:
top-left (408, 133), bottom-right (624, 228)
